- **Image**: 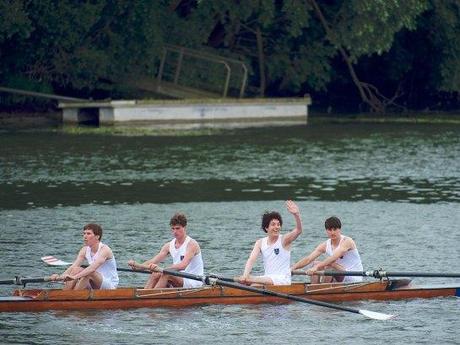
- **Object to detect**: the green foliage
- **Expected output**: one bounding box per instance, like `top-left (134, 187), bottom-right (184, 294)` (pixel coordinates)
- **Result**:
top-left (1, 1), bottom-right (170, 91)
top-left (0, 0), bottom-right (458, 111)
top-left (428, 0), bottom-right (460, 91)
top-left (333, 0), bottom-right (429, 58)
top-left (0, 0), bottom-right (32, 41)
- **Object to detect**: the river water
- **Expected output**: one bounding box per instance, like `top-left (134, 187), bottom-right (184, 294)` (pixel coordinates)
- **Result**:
top-left (0, 123), bottom-right (459, 344)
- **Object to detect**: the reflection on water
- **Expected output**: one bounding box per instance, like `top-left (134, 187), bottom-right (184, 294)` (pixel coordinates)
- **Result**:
top-left (0, 177), bottom-right (458, 209)
top-left (0, 124), bottom-right (459, 209)
top-left (0, 123), bottom-right (459, 345)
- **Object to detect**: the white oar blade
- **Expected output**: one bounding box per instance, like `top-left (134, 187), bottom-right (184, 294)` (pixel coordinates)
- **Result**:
top-left (41, 256), bottom-right (72, 266)
top-left (359, 309), bottom-right (396, 320)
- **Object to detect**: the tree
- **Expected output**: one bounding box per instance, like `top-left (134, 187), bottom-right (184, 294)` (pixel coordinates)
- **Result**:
top-left (0, 1), bottom-right (178, 97)
top-left (307, 0), bottom-right (428, 112)
top-left (191, 0), bottom-right (429, 112)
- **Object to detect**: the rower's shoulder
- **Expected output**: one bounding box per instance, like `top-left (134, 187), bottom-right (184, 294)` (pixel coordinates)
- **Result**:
top-left (342, 235), bottom-right (355, 242)
top-left (341, 235), bottom-right (357, 247)
top-left (187, 237), bottom-right (201, 248)
top-left (316, 241), bottom-right (327, 250)
top-left (100, 243), bottom-right (115, 255)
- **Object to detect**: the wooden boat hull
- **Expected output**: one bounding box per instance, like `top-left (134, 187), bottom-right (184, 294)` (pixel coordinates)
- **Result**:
top-left (1, 279), bottom-right (458, 312)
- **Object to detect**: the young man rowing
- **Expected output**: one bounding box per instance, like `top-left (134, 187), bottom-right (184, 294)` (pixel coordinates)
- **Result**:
top-left (291, 216), bottom-right (363, 283)
top-left (128, 212), bottom-right (204, 289)
top-left (238, 200), bottom-right (302, 286)
top-left (50, 223), bottom-right (119, 290)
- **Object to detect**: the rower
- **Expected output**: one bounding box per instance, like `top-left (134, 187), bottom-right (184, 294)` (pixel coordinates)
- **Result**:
top-left (128, 212), bottom-right (204, 289)
top-left (291, 216), bottom-right (363, 283)
top-left (237, 200), bottom-right (303, 286)
top-left (50, 223), bottom-right (119, 290)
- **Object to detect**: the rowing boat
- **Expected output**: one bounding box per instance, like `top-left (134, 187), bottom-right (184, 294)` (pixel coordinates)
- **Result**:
top-left (1, 278), bottom-right (458, 312)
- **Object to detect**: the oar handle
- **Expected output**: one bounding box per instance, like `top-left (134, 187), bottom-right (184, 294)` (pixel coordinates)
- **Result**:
top-left (208, 273), bottom-right (238, 283)
top-left (0, 276), bottom-right (56, 286)
top-left (291, 270), bottom-right (307, 276)
top-left (129, 262), bottom-right (162, 273)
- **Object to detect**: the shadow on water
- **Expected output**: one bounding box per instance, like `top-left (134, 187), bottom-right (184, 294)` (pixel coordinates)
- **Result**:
top-left (1, 123), bottom-right (459, 209)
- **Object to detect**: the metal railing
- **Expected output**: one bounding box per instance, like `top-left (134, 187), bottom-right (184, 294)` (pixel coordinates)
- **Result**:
top-left (0, 86), bottom-right (87, 102)
top-left (157, 45), bottom-right (248, 98)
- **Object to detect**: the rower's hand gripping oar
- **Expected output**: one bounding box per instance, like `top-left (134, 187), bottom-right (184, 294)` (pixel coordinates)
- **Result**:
top-left (41, 256), bottom-right (152, 274)
top-left (292, 269), bottom-right (460, 279)
top-left (131, 262), bottom-right (395, 321)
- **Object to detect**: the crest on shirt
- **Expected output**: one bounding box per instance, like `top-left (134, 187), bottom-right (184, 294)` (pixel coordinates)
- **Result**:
top-left (274, 248), bottom-right (279, 255)
top-left (180, 255), bottom-right (184, 260)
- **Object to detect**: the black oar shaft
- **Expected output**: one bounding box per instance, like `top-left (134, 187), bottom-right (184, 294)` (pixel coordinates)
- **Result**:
top-left (0, 276), bottom-right (52, 285)
top-left (0, 279), bottom-right (16, 285)
top-left (81, 265), bottom-right (151, 275)
top-left (20, 277), bottom-right (52, 284)
top-left (317, 270), bottom-right (460, 278)
top-left (118, 267), bottom-right (151, 274)
top-left (217, 278), bottom-right (361, 314)
top-left (160, 268), bottom-right (361, 315)
top-left (376, 271), bottom-right (460, 278)
top-left (208, 273), bottom-right (238, 282)
top-left (1, 267), bottom-right (151, 286)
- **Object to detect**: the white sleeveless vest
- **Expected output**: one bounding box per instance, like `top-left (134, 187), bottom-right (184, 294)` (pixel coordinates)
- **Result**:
top-left (325, 236), bottom-right (363, 282)
top-left (169, 236), bottom-right (204, 276)
top-left (85, 242), bottom-right (119, 287)
top-left (261, 235), bottom-right (291, 277)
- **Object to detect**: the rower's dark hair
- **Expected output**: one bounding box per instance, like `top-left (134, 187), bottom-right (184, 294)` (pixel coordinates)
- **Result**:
top-left (261, 211), bottom-right (283, 233)
top-left (325, 216), bottom-right (341, 230)
top-left (84, 223), bottom-right (103, 240)
top-left (170, 213), bottom-right (187, 227)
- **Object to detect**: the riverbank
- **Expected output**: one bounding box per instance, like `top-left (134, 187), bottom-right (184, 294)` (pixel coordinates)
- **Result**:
top-left (0, 111), bottom-right (61, 128)
top-left (1, 109), bottom-right (460, 129)
top-left (311, 111), bottom-right (460, 124)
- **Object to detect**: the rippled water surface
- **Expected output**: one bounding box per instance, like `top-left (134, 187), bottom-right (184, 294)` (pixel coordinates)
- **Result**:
top-left (0, 123), bottom-right (459, 344)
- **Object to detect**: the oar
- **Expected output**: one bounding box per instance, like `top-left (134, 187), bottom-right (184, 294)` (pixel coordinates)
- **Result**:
top-left (208, 273), bottom-right (239, 283)
top-left (292, 269), bottom-right (460, 279)
top-left (131, 263), bottom-right (395, 320)
top-left (41, 256), bottom-right (72, 266)
top-left (0, 276), bottom-right (57, 286)
top-left (41, 256), bottom-right (152, 274)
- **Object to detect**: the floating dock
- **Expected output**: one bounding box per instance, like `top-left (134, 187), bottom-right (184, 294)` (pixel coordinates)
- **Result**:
top-left (58, 97), bottom-right (311, 128)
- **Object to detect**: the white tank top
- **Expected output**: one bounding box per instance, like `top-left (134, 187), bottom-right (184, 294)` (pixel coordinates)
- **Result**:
top-left (85, 242), bottom-right (119, 287)
top-left (325, 236), bottom-right (363, 272)
top-left (169, 236), bottom-right (204, 276)
top-left (261, 235), bottom-right (291, 276)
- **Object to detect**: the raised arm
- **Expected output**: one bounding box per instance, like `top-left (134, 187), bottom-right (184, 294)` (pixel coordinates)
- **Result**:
top-left (282, 200), bottom-right (302, 248)
top-left (291, 242), bottom-right (325, 271)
